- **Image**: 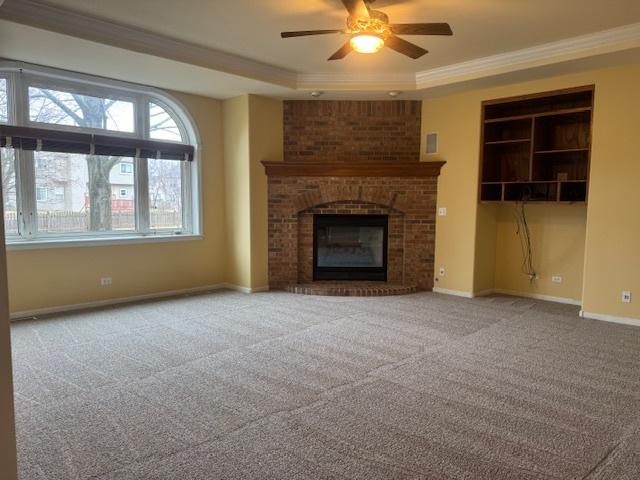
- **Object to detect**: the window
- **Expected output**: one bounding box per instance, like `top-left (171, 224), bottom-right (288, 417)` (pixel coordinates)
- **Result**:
top-left (28, 86), bottom-right (134, 132)
top-left (34, 152), bottom-right (136, 234)
top-left (1, 148), bottom-right (17, 235)
top-left (0, 61), bottom-right (199, 245)
top-left (149, 158), bottom-right (183, 230)
top-left (0, 78), bottom-right (7, 123)
top-left (36, 187), bottom-right (48, 202)
top-left (54, 187), bottom-right (65, 201)
top-left (150, 102), bottom-right (183, 142)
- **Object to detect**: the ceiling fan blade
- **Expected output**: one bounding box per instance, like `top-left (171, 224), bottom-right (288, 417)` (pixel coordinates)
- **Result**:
top-left (281, 29), bottom-right (345, 38)
top-left (389, 23), bottom-right (453, 35)
top-left (341, 0), bottom-right (370, 19)
top-left (390, 23), bottom-right (453, 36)
top-left (328, 41), bottom-right (353, 60)
top-left (385, 35), bottom-right (428, 59)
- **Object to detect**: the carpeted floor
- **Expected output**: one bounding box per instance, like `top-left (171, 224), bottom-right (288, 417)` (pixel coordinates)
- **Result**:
top-left (10, 290), bottom-right (640, 479)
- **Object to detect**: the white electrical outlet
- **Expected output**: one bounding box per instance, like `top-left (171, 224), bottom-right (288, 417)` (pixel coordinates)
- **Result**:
top-left (438, 207), bottom-right (447, 217)
top-left (552, 276), bottom-right (562, 284)
top-left (622, 291), bottom-right (632, 303)
top-left (439, 267), bottom-right (445, 277)
top-left (100, 277), bottom-right (112, 286)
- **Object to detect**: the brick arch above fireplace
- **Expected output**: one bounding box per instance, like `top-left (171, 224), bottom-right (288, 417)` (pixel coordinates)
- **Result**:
top-left (292, 185), bottom-right (409, 216)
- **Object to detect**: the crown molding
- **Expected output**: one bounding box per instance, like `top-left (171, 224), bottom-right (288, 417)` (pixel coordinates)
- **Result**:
top-left (0, 0), bottom-right (298, 88)
top-left (296, 72), bottom-right (416, 91)
top-left (1, 0), bottom-right (639, 94)
top-left (414, 22), bottom-right (640, 89)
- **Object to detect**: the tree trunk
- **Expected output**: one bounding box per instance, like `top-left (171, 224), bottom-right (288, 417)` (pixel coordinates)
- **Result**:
top-left (86, 156), bottom-right (117, 231)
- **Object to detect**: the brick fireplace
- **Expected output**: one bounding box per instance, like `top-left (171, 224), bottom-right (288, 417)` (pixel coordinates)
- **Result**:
top-left (263, 100), bottom-right (444, 295)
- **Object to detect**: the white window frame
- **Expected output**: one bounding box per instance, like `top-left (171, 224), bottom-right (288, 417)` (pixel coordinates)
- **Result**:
top-left (120, 162), bottom-right (133, 174)
top-left (0, 60), bottom-right (202, 249)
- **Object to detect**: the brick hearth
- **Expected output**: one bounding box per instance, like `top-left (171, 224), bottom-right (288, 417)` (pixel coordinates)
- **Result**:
top-left (286, 282), bottom-right (417, 297)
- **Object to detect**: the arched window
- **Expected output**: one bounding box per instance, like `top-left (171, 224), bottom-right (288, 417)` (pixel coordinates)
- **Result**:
top-left (0, 61), bottom-right (200, 245)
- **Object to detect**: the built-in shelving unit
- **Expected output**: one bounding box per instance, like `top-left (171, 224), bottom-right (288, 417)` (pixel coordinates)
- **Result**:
top-left (479, 86), bottom-right (594, 203)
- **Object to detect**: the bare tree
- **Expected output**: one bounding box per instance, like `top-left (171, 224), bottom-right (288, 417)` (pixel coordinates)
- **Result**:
top-left (149, 159), bottom-right (181, 210)
top-left (1, 149), bottom-right (16, 207)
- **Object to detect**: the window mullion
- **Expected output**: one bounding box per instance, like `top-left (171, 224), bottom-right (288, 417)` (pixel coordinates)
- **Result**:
top-left (135, 157), bottom-right (149, 233)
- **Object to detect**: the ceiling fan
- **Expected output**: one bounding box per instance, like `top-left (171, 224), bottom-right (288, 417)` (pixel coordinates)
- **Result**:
top-left (280, 0), bottom-right (452, 60)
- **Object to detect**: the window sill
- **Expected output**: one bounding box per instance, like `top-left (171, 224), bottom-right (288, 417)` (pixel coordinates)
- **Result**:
top-left (6, 233), bottom-right (203, 250)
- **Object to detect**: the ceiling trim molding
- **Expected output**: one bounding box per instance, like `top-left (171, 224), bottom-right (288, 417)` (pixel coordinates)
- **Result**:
top-left (0, 0), bottom-right (298, 88)
top-left (414, 22), bottom-right (640, 89)
top-left (296, 72), bottom-right (416, 91)
top-left (1, 0), bottom-right (639, 94)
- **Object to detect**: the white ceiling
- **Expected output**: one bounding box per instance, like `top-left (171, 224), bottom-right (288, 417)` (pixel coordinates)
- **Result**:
top-left (1, 0), bottom-right (640, 99)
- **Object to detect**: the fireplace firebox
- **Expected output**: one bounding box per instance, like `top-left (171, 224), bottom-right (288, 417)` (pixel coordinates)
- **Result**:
top-left (313, 215), bottom-right (388, 281)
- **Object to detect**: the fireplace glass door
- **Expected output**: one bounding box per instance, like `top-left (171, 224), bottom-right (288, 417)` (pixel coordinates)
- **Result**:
top-left (313, 215), bottom-right (388, 281)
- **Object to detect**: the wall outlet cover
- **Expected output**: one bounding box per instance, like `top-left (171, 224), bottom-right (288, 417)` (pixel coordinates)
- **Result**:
top-left (100, 277), bottom-right (112, 286)
top-left (438, 267), bottom-right (445, 277)
top-left (552, 276), bottom-right (562, 284)
top-left (622, 291), bottom-right (632, 303)
top-left (438, 207), bottom-right (447, 216)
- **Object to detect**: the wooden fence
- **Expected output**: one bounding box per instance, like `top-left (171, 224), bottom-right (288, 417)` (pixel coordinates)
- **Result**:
top-left (3, 210), bottom-right (181, 233)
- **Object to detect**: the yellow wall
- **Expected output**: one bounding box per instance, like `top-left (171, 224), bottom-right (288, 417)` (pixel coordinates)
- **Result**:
top-left (494, 205), bottom-right (587, 302)
top-left (582, 65), bottom-right (640, 319)
top-left (248, 95), bottom-right (283, 289)
top-left (422, 62), bottom-right (640, 321)
top-left (222, 95), bottom-right (252, 289)
top-left (222, 94), bottom-right (282, 290)
top-left (423, 93), bottom-right (483, 294)
top-left (473, 204), bottom-right (498, 293)
top-left (7, 92), bottom-right (227, 314)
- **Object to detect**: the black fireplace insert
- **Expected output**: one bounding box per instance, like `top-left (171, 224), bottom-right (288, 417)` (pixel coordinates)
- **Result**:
top-left (313, 214), bottom-right (388, 281)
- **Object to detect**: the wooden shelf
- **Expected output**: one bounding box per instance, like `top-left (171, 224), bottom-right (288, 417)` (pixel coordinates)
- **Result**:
top-left (482, 180), bottom-right (586, 185)
top-left (535, 148), bottom-right (589, 154)
top-left (485, 139), bottom-right (531, 145)
top-left (479, 86), bottom-right (593, 203)
top-left (483, 107), bottom-right (592, 124)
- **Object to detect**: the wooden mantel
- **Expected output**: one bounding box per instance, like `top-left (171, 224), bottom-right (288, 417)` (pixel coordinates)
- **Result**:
top-left (262, 161), bottom-right (446, 177)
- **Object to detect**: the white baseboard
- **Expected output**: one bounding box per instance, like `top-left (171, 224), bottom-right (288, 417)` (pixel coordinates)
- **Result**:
top-left (473, 289), bottom-right (495, 297)
top-left (432, 287), bottom-right (475, 298)
top-left (433, 287), bottom-right (581, 306)
top-left (224, 284), bottom-right (270, 294)
top-left (491, 289), bottom-right (582, 306)
top-left (11, 283), bottom-right (237, 321)
top-left (11, 282), bottom-right (273, 320)
top-left (579, 310), bottom-right (640, 327)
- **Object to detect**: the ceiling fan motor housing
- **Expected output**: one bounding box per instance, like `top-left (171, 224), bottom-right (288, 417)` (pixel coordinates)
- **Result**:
top-left (347, 10), bottom-right (391, 38)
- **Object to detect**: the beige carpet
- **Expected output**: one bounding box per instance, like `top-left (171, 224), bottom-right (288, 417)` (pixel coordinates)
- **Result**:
top-left (10, 290), bottom-right (640, 479)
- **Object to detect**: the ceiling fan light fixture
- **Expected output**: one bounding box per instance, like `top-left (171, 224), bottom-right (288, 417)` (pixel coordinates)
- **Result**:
top-left (350, 33), bottom-right (384, 54)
